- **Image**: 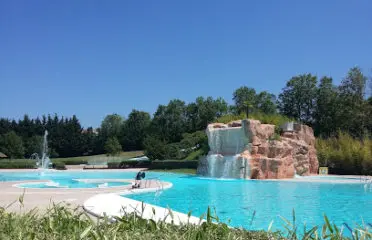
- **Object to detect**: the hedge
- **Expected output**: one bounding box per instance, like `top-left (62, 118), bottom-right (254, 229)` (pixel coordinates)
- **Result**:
top-left (52, 162), bottom-right (67, 170)
top-left (0, 160), bottom-right (36, 169)
top-left (107, 160), bottom-right (151, 169)
top-left (55, 159), bottom-right (88, 165)
top-left (149, 160), bottom-right (198, 170)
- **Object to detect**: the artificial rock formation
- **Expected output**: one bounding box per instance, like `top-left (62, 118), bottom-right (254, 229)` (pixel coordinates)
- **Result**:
top-left (197, 119), bottom-right (319, 179)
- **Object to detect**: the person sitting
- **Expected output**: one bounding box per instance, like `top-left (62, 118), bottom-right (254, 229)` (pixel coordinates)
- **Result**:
top-left (133, 171), bottom-right (145, 188)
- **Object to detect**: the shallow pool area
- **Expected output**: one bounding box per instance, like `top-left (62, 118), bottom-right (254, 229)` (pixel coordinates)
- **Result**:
top-left (1, 170), bottom-right (372, 233)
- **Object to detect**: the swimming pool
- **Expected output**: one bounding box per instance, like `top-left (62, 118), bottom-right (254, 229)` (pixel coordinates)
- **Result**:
top-left (17, 180), bottom-right (130, 189)
top-left (1, 170), bottom-right (371, 232)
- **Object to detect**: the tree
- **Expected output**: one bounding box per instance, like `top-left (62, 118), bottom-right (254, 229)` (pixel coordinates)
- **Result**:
top-left (143, 135), bottom-right (166, 160)
top-left (278, 74), bottom-right (317, 125)
top-left (233, 87), bottom-right (256, 116)
top-left (0, 131), bottom-right (25, 158)
top-left (100, 114), bottom-right (124, 140)
top-left (255, 91), bottom-right (277, 114)
top-left (338, 67), bottom-right (368, 137)
top-left (151, 99), bottom-right (187, 143)
top-left (313, 77), bottom-right (339, 136)
top-left (24, 135), bottom-right (43, 158)
top-left (104, 137), bottom-right (122, 156)
top-left (121, 110), bottom-right (151, 150)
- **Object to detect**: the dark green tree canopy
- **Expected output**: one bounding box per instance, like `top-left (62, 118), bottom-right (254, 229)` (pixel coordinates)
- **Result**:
top-left (121, 110), bottom-right (151, 151)
top-left (278, 74), bottom-right (317, 125)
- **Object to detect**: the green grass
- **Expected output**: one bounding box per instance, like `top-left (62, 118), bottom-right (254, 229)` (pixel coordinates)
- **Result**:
top-left (148, 168), bottom-right (197, 174)
top-left (52, 151), bottom-right (144, 165)
top-left (216, 112), bottom-right (294, 126)
top-left (1, 198), bottom-right (372, 239)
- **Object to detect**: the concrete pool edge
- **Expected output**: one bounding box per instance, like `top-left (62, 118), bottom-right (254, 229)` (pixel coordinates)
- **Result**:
top-left (83, 181), bottom-right (205, 226)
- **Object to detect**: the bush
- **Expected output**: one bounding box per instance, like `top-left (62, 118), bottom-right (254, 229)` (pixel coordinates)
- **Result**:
top-left (316, 131), bottom-right (372, 175)
top-left (54, 159), bottom-right (88, 165)
top-left (0, 160), bottom-right (35, 169)
top-left (216, 112), bottom-right (293, 127)
top-left (52, 161), bottom-right (66, 170)
top-left (104, 137), bottom-right (122, 156)
top-left (143, 135), bottom-right (166, 160)
top-left (108, 160), bottom-right (151, 169)
top-left (149, 160), bottom-right (198, 170)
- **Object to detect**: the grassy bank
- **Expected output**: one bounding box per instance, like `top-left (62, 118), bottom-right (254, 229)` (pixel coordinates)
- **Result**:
top-left (1, 201), bottom-right (372, 239)
top-left (53, 151), bottom-right (144, 165)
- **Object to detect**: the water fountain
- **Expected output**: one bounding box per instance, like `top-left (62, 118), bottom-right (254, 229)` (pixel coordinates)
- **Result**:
top-left (31, 130), bottom-right (51, 170)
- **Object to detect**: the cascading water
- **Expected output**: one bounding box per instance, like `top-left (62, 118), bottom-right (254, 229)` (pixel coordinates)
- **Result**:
top-left (199, 122), bottom-right (251, 179)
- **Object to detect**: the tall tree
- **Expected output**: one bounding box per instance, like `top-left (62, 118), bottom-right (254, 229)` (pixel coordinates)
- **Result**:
top-left (0, 131), bottom-right (25, 158)
top-left (278, 74), bottom-right (317, 125)
top-left (151, 99), bottom-right (187, 143)
top-left (255, 91), bottom-right (277, 114)
top-left (338, 67), bottom-right (368, 137)
top-left (121, 110), bottom-right (151, 150)
top-left (313, 77), bottom-right (339, 136)
top-left (233, 86), bottom-right (256, 116)
top-left (99, 114), bottom-right (124, 141)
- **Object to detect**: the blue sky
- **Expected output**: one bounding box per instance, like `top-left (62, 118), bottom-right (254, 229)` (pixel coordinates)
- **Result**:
top-left (1, 0), bottom-right (371, 127)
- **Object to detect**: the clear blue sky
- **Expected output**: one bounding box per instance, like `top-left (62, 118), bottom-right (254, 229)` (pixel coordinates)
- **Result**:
top-left (1, 0), bottom-right (371, 127)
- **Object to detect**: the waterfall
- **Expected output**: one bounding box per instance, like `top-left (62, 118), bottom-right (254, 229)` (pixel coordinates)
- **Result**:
top-left (198, 121), bottom-right (251, 179)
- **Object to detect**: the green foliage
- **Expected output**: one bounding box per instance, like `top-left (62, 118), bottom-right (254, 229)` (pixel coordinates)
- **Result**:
top-left (278, 73), bottom-right (317, 125)
top-left (1, 201), bottom-right (372, 239)
top-left (0, 159), bottom-right (35, 169)
top-left (99, 114), bottom-right (124, 140)
top-left (0, 131), bottom-right (25, 159)
top-left (121, 110), bottom-right (151, 151)
top-left (104, 137), bottom-right (122, 156)
top-left (107, 160), bottom-right (150, 169)
top-left (53, 158), bottom-right (88, 165)
top-left (216, 112), bottom-right (293, 127)
top-left (143, 135), bottom-right (167, 160)
top-left (184, 148), bottom-right (205, 160)
top-left (53, 161), bottom-right (67, 170)
top-left (149, 160), bottom-right (198, 169)
top-left (316, 131), bottom-right (372, 175)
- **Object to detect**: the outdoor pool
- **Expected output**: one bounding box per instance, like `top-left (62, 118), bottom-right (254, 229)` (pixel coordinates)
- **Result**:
top-left (1, 170), bottom-right (371, 232)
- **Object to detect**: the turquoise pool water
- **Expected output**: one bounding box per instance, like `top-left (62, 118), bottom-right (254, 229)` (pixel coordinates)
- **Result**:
top-left (18, 180), bottom-right (129, 189)
top-left (1, 171), bottom-right (371, 232)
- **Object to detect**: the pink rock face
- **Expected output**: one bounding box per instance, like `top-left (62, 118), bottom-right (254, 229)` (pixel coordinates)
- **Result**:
top-left (201, 119), bottom-right (319, 179)
top-left (242, 119), bottom-right (318, 179)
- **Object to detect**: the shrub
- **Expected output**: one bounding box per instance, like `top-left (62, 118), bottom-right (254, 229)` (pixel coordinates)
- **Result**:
top-left (216, 112), bottom-right (293, 127)
top-left (52, 161), bottom-right (66, 170)
top-left (143, 135), bottom-right (166, 160)
top-left (107, 160), bottom-right (151, 169)
top-left (149, 160), bottom-right (198, 170)
top-left (316, 131), bottom-right (372, 175)
top-left (55, 159), bottom-right (88, 165)
top-left (0, 160), bottom-right (35, 169)
top-left (104, 137), bottom-right (122, 156)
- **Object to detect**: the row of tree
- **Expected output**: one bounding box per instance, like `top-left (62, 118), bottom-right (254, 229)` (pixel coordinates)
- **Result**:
top-left (0, 66), bottom-right (370, 159)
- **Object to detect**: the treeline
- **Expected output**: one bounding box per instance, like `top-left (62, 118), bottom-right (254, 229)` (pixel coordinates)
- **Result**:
top-left (0, 66), bottom-right (371, 163)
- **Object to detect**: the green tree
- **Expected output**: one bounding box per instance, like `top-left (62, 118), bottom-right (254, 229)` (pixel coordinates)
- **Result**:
top-left (313, 77), bottom-right (339, 136)
top-left (121, 110), bottom-right (151, 150)
top-left (0, 131), bottom-right (25, 158)
top-left (233, 86), bottom-right (256, 116)
top-left (151, 99), bottom-right (187, 143)
top-left (338, 67), bottom-right (368, 137)
top-left (24, 135), bottom-right (43, 157)
top-left (104, 137), bottom-right (122, 156)
top-left (143, 135), bottom-right (166, 160)
top-left (100, 114), bottom-right (124, 140)
top-left (278, 74), bottom-right (317, 124)
top-left (255, 91), bottom-right (277, 114)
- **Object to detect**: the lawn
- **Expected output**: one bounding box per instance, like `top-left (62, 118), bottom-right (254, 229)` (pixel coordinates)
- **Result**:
top-left (52, 151), bottom-right (144, 165)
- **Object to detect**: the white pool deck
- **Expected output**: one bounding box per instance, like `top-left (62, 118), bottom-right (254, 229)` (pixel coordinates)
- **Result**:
top-left (1, 169), bottom-right (370, 226)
